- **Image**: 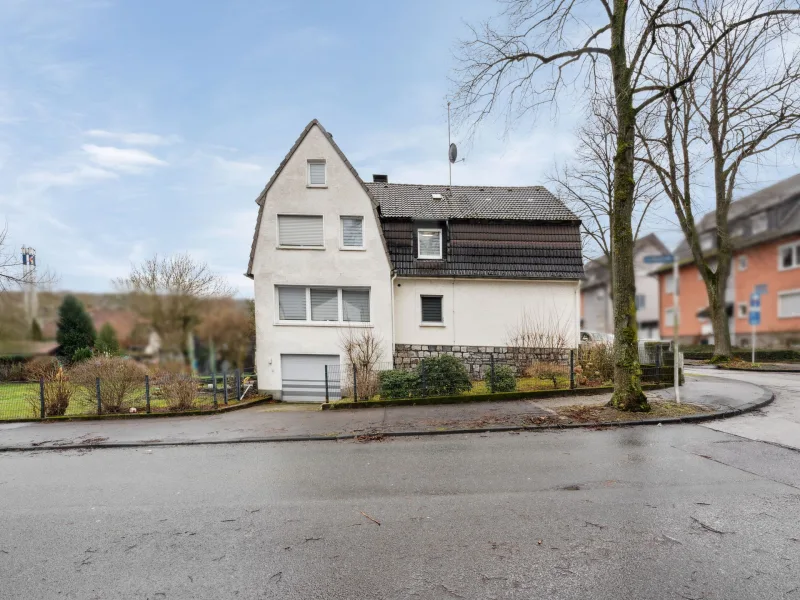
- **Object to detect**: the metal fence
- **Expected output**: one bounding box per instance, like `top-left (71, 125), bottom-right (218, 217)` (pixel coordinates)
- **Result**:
top-left (0, 370), bottom-right (257, 421)
top-left (322, 344), bottom-right (679, 403)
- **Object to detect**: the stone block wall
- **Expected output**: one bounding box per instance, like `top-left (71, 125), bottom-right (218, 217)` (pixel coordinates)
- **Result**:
top-left (393, 344), bottom-right (570, 378)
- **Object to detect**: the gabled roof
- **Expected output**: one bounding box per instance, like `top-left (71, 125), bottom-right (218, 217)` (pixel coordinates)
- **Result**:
top-left (366, 183), bottom-right (578, 221)
top-left (245, 119), bottom-right (385, 278)
top-left (581, 233), bottom-right (669, 290)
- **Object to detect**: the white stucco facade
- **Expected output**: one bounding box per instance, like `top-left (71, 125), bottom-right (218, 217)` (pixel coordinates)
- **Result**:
top-left (250, 124), bottom-right (394, 396)
top-left (393, 278), bottom-right (581, 348)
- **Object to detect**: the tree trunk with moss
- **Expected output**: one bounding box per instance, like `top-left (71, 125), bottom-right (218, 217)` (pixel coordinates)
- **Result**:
top-left (609, 0), bottom-right (649, 411)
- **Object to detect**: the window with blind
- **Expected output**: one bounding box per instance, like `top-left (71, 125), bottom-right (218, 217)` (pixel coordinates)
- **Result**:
top-left (310, 288), bottom-right (338, 321)
top-left (421, 295), bottom-right (443, 323)
top-left (277, 215), bottom-right (323, 247)
top-left (308, 160), bottom-right (326, 186)
top-left (276, 286), bottom-right (370, 323)
top-left (278, 287), bottom-right (307, 320)
top-left (341, 216), bottom-right (364, 248)
top-left (418, 229), bottom-right (442, 259)
top-left (778, 290), bottom-right (800, 318)
top-left (343, 289), bottom-right (370, 322)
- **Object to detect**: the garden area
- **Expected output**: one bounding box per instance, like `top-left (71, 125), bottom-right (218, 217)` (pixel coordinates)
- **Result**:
top-left (0, 355), bottom-right (258, 421)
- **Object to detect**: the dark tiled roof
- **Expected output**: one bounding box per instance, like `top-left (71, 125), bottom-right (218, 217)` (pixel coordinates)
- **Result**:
top-left (382, 220), bottom-right (584, 280)
top-left (366, 183), bottom-right (578, 221)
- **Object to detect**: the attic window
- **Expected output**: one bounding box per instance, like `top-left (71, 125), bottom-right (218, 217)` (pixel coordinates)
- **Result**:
top-left (307, 160), bottom-right (326, 186)
top-left (418, 228), bottom-right (442, 259)
top-left (431, 193), bottom-right (443, 200)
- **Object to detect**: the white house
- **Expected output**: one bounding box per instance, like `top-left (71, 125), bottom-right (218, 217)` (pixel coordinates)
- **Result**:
top-left (580, 233), bottom-right (669, 340)
top-left (246, 120), bottom-right (585, 400)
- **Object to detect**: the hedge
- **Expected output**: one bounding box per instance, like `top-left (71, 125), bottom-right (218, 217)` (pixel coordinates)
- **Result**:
top-left (682, 348), bottom-right (800, 361)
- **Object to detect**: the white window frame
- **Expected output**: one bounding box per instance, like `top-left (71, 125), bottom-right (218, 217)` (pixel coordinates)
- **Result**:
top-left (664, 307), bottom-right (679, 325)
top-left (420, 295), bottom-right (445, 326)
top-left (635, 294), bottom-right (646, 310)
top-left (274, 286), bottom-right (371, 326)
top-left (340, 216), bottom-right (365, 250)
top-left (778, 241), bottom-right (800, 271)
top-left (417, 228), bottom-right (443, 260)
top-left (778, 288), bottom-right (800, 319)
top-left (752, 212), bottom-right (768, 235)
top-left (738, 255), bottom-right (748, 271)
top-left (665, 274), bottom-right (675, 294)
top-left (737, 302), bottom-right (748, 318)
top-left (276, 214), bottom-right (325, 250)
top-left (307, 159), bottom-right (327, 187)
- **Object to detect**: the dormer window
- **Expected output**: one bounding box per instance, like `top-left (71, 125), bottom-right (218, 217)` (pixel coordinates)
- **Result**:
top-left (752, 212), bottom-right (768, 234)
top-left (418, 228), bottom-right (442, 259)
top-left (307, 160), bottom-right (326, 186)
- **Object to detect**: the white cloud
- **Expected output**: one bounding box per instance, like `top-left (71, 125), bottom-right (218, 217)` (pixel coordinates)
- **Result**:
top-left (85, 129), bottom-right (180, 146)
top-left (81, 144), bottom-right (167, 172)
top-left (18, 164), bottom-right (118, 187)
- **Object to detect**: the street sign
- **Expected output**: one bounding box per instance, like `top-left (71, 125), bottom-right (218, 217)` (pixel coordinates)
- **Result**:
top-left (755, 284), bottom-right (768, 296)
top-left (643, 254), bottom-right (675, 264)
top-left (749, 293), bottom-right (761, 326)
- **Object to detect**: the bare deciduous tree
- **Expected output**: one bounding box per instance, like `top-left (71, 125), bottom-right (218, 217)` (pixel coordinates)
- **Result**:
top-left (116, 254), bottom-right (234, 362)
top-left (639, 0), bottom-right (800, 358)
top-left (452, 0), bottom-right (799, 410)
top-left (339, 328), bottom-right (384, 400)
top-left (196, 298), bottom-right (254, 370)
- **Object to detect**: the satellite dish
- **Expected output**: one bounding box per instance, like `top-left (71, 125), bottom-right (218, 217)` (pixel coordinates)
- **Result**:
top-left (448, 143), bottom-right (458, 164)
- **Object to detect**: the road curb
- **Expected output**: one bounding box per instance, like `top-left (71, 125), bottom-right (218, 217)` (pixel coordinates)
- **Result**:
top-left (0, 384), bottom-right (775, 453)
top-left (715, 365), bottom-right (800, 373)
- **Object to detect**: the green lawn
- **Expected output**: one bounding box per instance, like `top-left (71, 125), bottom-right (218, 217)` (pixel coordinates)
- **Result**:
top-left (0, 382), bottom-right (247, 420)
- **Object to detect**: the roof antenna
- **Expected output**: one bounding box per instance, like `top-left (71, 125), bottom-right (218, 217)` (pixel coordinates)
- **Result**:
top-left (447, 101), bottom-right (464, 188)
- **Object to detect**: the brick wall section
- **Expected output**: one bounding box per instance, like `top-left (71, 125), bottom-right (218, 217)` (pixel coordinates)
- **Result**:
top-left (393, 344), bottom-right (569, 377)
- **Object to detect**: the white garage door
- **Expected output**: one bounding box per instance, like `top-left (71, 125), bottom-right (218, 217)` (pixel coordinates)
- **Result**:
top-left (281, 354), bottom-right (340, 402)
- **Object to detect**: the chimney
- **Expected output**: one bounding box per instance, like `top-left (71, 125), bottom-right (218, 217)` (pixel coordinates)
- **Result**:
top-left (372, 174), bottom-right (388, 183)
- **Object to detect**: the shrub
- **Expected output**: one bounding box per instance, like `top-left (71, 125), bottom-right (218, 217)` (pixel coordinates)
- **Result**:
top-left (378, 369), bottom-right (420, 399)
top-left (96, 323), bottom-right (120, 356)
top-left (484, 364), bottom-right (516, 392)
top-left (152, 370), bottom-right (197, 411)
top-left (24, 358), bottom-right (73, 417)
top-left (70, 357), bottom-right (147, 413)
top-left (71, 347), bottom-right (93, 363)
top-left (418, 355), bottom-right (471, 396)
top-left (56, 295), bottom-right (96, 360)
top-left (525, 361), bottom-right (566, 389)
top-left (577, 343), bottom-right (614, 383)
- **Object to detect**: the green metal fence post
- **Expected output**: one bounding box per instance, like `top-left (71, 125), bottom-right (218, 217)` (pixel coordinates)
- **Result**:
top-left (235, 369), bottom-right (241, 401)
top-left (212, 371), bottom-right (217, 408)
top-left (352, 364), bottom-right (358, 402)
top-left (96, 377), bottom-right (101, 415)
top-left (39, 377), bottom-right (45, 419)
top-left (421, 361), bottom-right (427, 397)
top-left (223, 370), bottom-right (229, 405)
top-left (569, 349), bottom-right (575, 390)
top-left (490, 355), bottom-right (495, 394)
top-left (324, 365), bottom-right (329, 403)
top-left (145, 375), bottom-right (151, 414)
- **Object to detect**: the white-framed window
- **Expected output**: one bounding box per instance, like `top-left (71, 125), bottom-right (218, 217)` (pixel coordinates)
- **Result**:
top-left (738, 303), bottom-right (748, 318)
top-left (307, 160), bottom-right (326, 186)
top-left (418, 228), bottom-right (442, 259)
top-left (276, 286), bottom-right (370, 324)
top-left (340, 216), bottom-right (364, 249)
top-left (700, 233), bottom-right (714, 250)
top-left (665, 274), bottom-right (675, 294)
top-left (778, 241), bottom-right (800, 271)
top-left (738, 255), bottom-right (748, 271)
top-left (277, 215), bottom-right (324, 248)
top-left (778, 289), bottom-right (800, 319)
top-left (635, 294), bottom-right (646, 310)
top-left (664, 307), bottom-right (679, 325)
top-left (420, 295), bottom-right (443, 324)
top-left (752, 212), bottom-right (768, 235)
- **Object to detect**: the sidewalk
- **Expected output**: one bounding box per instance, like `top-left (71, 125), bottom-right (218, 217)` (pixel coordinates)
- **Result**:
top-left (0, 375), bottom-right (771, 450)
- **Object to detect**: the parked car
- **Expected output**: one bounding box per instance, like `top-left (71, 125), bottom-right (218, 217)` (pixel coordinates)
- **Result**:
top-left (580, 331), bottom-right (614, 345)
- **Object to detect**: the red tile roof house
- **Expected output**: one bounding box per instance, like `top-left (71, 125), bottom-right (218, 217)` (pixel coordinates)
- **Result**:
top-left (246, 120), bottom-right (585, 400)
top-left (654, 174), bottom-right (800, 348)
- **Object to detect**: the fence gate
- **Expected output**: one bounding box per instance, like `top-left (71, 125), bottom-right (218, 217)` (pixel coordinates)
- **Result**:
top-left (280, 354), bottom-right (340, 402)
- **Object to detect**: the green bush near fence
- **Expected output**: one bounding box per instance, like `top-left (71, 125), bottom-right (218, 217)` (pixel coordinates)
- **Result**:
top-left (419, 355), bottom-right (472, 396)
top-left (378, 369), bottom-right (421, 399)
top-left (484, 365), bottom-right (516, 392)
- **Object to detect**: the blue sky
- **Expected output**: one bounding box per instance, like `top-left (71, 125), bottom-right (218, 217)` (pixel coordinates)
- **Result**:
top-left (1, 0), bottom-right (797, 296)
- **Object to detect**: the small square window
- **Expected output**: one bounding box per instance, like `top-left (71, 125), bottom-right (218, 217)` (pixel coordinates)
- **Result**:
top-left (308, 160), bottom-right (326, 186)
top-left (418, 229), bottom-right (442, 259)
top-left (779, 242), bottom-right (799, 270)
top-left (665, 274), bottom-right (675, 294)
top-left (421, 295), bottom-right (443, 323)
top-left (738, 256), bottom-right (748, 271)
top-left (752, 212), bottom-right (768, 234)
top-left (341, 216), bottom-right (364, 248)
top-left (278, 287), bottom-right (307, 321)
top-left (635, 294), bottom-right (646, 310)
top-left (738, 303), bottom-right (748, 318)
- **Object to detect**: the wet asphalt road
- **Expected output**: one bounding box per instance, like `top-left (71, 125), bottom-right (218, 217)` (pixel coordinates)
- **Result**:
top-left (2, 423), bottom-right (800, 599)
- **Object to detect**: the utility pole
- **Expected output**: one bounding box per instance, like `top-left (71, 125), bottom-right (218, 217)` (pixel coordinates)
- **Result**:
top-left (447, 101), bottom-right (452, 188)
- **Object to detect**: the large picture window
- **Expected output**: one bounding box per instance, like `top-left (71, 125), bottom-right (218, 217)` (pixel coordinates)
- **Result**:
top-left (276, 286), bottom-right (370, 324)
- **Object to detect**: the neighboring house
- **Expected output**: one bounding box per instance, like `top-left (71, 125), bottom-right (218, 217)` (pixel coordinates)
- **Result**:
top-left (654, 174), bottom-right (800, 347)
top-left (246, 120), bottom-right (585, 400)
top-left (580, 233), bottom-right (669, 340)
